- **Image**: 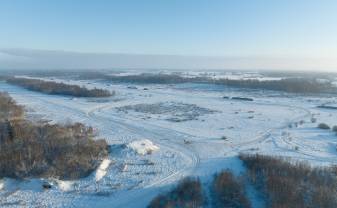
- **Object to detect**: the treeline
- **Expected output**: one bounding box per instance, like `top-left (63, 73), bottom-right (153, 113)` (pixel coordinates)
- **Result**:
top-left (0, 92), bottom-right (108, 179)
top-left (213, 78), bottom-right (336, 93)
top-left (77, 72), bottom-right (337, 94)
top-left (240, 154), bottom-right (337, 208)
top-left (0, 92), bottom-right (24, 120)
top-left (4, 70), bottom-right (337, 94)
top-left (7, 77), bottom-right (113, 97)
top-left (212, 171), bottom-right (251, 208)
top-left (98, 73), bottom-right (204, 84)
top-left (77, 72), bottom-right (206, 84)
top-left (148, 177), bottom-right (205, 208)
top-left (149, 154), bottom-right (337, 208)
top-left (148, 172), bottom-right (250, 208)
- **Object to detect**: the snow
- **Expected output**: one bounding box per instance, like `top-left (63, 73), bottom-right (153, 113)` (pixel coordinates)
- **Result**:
top-left (1, 72), bottom-right (337, 207)
top-left (95, 159), bottom-right (112, 182)
top-left (127, 139), bottom-right (160, 155)
top-left (105, 70), bottom-right (284, 81)
top-left (56, 180), bottom-right (74, 192)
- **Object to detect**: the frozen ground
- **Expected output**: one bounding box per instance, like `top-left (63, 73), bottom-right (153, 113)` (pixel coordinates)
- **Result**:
top-left (1, 75), bottom-right (337, 207)
top-left (106, 70), bottom-right (284, 81)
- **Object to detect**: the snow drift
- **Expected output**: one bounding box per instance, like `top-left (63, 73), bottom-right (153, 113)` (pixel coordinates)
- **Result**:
top-left (127, 139), bottom-right (160, 155)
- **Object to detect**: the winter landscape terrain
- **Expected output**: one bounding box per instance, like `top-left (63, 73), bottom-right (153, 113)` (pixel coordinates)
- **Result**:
top-left (1, 70), bottom-right (337, 207)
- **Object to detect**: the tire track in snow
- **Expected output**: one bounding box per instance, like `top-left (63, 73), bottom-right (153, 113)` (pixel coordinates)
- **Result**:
top-left (220, 101), bottom-right (312, 155)
top-left (2, 89), bottom-right (200, 207)
top-left (85, 103), bottom-right (201, 207)
top-left (88, 106), bottom-right (201, 187)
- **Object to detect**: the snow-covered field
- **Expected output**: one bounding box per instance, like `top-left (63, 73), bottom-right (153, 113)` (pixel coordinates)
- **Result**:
top-left (1, 74), bottom-right (337, 207)
top-left (107, 70), bottom-right (284, 81)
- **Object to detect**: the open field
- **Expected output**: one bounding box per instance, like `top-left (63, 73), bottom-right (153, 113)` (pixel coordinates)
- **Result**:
top-left (1, 71), bottom-right (337, 207)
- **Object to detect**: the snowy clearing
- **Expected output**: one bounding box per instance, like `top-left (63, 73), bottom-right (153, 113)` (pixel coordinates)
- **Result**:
top-left (1, 73), bottom-right (337, 207)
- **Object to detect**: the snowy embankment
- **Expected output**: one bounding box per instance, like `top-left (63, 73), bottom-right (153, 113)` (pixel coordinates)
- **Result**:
top-left (95, 159), bottom-right (112, 182)
top-left (0, 180), bottom-right (4, 190)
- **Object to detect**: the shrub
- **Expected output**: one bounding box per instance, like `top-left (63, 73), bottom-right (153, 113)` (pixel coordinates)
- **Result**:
top-left (0, 92), bottom-right (108, 179)
top-left (332, 126), bottom-right (337, 132)
top-left (0, 92), bottom-right (24, 121)
top-left (7, 77), bottom-right (113, 97)
top-left (148, 177), bottom-right (205, 208)
top-left (221, 136), bottom-right (228, 140)
top-left (318, 123), bottom-right (330, 130)
top-left (212, 171), bottom-right (251, 208)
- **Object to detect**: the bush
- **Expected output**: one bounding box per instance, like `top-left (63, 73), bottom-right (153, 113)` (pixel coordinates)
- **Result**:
top-left (7, 77), bottom-right (113, 97)
top-left (0, 92), bottom-right (108, 179)
top-left (221, 136), bottom-right (228, 140)
top-left (332, 126), bottom-right (337, 132)
top-left (0, 92), bottom-right (24, 121)
top-left (148, 177), bottom-right (205, 208)
top-left (212, 171), bottom-right (251, 208)
top-left (239, 154), bottom-right (337, 208)
top-left (318, 123), bottom-right (330, 130)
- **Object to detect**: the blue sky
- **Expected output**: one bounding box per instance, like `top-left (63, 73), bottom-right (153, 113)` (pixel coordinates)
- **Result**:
top-left (0, 0), bottom-right (337, 70)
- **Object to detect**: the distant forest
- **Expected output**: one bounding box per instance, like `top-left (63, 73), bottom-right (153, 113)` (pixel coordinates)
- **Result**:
top-left (6, 77), bottom-right (113, 97)
top-left (3, 71), bottom-right (336, 94)
top-left (77, 72), bottom-right (337, 94)
top-left (212, 78), bottom-right (336, 94)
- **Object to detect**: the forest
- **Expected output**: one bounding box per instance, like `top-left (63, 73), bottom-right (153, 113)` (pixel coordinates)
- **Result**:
top-left (148, 154), bottom-right (337, 208)
top-left (6, 77), bottom-right (113, 97)
top-left (0, 92), bottom-right (108, 179)
top-left (77, 72), bottom-right (337, 94)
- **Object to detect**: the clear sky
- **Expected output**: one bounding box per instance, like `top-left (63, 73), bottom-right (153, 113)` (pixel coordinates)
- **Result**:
top-left (1, 0), bottom-right (337, 70)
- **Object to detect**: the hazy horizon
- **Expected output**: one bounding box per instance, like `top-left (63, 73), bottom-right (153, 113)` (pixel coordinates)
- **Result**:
top-left (1, 0), bottom-right (337, 71)
top-left (1, 48), bottom-right (337, 72)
